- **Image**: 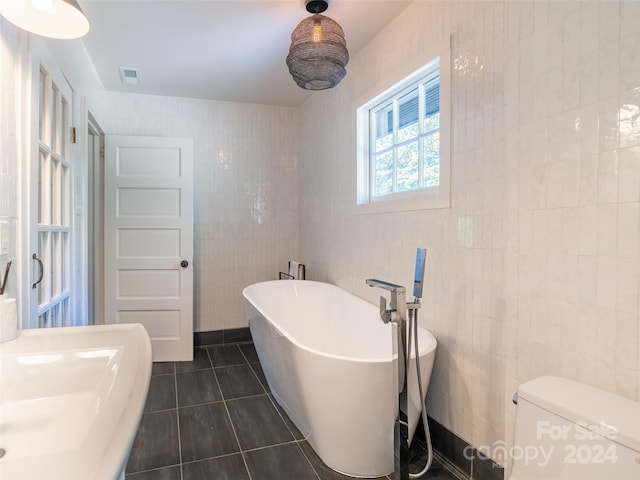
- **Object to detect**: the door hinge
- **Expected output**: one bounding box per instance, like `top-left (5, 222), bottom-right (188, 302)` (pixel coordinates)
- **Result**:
top-left (100, 146), bottom-right (105, 158)
top-left (71, 127), bottom-right (77, 144)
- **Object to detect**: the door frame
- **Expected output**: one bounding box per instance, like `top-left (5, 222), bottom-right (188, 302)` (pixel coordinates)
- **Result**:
top-left (87, 112), bottom-right (104, 324)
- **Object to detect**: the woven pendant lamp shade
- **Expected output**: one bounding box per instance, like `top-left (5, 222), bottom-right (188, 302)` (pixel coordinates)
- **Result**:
top-left (286, 14), bottom-right (349, 90)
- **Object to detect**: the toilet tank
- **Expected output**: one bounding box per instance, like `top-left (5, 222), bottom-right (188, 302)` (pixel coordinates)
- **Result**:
top-left (510, 376), bottom-right (640, 480)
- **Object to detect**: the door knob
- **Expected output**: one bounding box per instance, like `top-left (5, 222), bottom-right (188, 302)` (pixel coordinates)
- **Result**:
top-left (180, 260), bottom-right (189, 268)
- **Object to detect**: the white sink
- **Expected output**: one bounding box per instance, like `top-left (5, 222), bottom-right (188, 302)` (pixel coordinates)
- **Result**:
top-left (0, 324), bottom-right (152, 479)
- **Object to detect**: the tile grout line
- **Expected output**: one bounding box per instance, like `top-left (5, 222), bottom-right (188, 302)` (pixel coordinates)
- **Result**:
top-left (239, 343), bottom-right (386, 480)
top-left (293, 441), bottom-right (323, 480)
top-left (238, 344), bottom-right (268, 395)
top-left (265, 393), bottom-right (300, 443)
top-left (217, 344), bottom-right (307, 478)
top-left (172, 363), bottom-right (184, 480)
top-left (125, 463), bottom-right (183, 477)
top-left (247, 348), bottom-right (320, 479)
top-left (206, 346), bottom-right (254, 480)
top-left (244, 350), bottom-right (306, 453)
top-left (237, 343), bottom-right (251, 364)
top-left (141, 345), bottom-right (460, 480)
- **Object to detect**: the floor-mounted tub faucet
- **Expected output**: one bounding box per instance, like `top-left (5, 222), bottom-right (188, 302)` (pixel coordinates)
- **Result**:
top-left (366, 278), bottom-right (415, 480)
top-left (366, 248), bottom-right (428, 480)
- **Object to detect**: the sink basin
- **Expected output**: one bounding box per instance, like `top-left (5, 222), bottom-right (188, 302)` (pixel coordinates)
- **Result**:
top-left (0, 324), bottom-right (152, 479)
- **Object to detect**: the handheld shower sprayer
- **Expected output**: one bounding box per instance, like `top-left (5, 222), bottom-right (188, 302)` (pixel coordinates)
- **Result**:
top-left (413, 247), bottom-right (426, 301)
top-left (408, 247), bottom-right (433, 479)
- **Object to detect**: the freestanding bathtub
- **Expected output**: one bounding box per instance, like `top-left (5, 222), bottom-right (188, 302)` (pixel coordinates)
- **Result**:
top-left (242, 280), bottom-right (437, 478)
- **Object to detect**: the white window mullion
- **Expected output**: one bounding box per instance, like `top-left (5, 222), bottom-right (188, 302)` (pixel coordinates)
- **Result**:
top-left (417, 81), bottom-right (426, 188)
top-left (62, 164), bottom-right (69, 228)
top-left (50, 84), bottom-right (57, 153)
top-left (392, 98), bottom-right (399, 193)
top-left (42, 70), bottom-right (51, 145)
top-left (369, 110), bottom-right (376, 202)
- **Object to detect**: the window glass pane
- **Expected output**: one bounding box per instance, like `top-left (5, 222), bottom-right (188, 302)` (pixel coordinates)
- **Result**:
top-left (424, 77), bottom-right (439, 115)
top-left (62, 298), bottom-right (69, 327)
top-left (423, 132), bottom-right (440, 187)
top-left (423, 77), bottom-right (440, 132)
top-left (50, 304), bottom-right (58, 328)
top-left (62, 232), bottom-right (68, 290)
top-left (52, 158), bottom-right (60, 225)
top-left (397, 142), bottom-right (419, 192)
top-left (38, 232), bottom-right (48, 305)
top-left (38, 151), bottom-right (46, 223)
top-left (397, 89), bottom-right (419, 142)
top-left (423, 112), bottom-right (440, 133)
top-left (374, 151), bottom-right (393, 196)
top-left (61, 97), bottom-right (68, 157)
top-left (61, 164), bottom-right (69, 226)
top-left (39, 71), bottom-right (45, 141)
top-left (374, 104), bottom-right (393, 151)
top-left (52, 231), bottom-right (60, 296)
top-left (50, 85), bottom-right (57, 152)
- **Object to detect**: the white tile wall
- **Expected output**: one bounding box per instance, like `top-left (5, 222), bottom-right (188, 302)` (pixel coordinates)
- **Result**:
top-left (297, 0), bottom-right (640, 467)
top-left (87, 91), bottom-right (299, 332)
top-left (0, 18), bottom-right (19, 301)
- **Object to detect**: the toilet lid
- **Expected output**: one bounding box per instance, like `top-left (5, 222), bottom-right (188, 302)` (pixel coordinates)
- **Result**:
top-left (518, 376), bottom-right (640, 453)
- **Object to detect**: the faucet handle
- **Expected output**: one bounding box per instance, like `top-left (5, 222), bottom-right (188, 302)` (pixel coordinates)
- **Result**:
top-left (379, 296), bottom-right (392, 324)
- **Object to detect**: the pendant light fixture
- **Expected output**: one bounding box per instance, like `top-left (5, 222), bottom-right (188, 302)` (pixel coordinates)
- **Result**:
top-left (0, 0), bottom-right (90, 39)
top-left (286, 0), bottom-right (349, 91)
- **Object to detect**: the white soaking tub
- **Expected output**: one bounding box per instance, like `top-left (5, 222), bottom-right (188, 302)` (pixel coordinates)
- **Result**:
top-left (242, 280), bottom-right (437, 478)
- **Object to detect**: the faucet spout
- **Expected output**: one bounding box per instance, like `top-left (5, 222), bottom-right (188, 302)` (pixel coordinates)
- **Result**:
top-left (366, 278), bottom-right (407, 323)
top-left (366, 278), bottom-right (405, 293)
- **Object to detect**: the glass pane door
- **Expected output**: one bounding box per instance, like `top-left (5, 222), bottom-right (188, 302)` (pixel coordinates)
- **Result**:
top-left (33, 67), bottom-right (72, 328)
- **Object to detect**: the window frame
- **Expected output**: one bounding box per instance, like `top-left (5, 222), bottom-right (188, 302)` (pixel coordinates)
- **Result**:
top-left (356, 44), bottom-right (451, 214)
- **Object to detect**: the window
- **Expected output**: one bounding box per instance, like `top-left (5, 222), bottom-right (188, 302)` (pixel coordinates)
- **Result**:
top-left (357, 52), bottom-right (450, 213)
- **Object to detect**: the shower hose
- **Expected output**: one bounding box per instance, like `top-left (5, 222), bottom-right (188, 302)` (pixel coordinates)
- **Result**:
top-left (406, 306), bottom-right (433, 478)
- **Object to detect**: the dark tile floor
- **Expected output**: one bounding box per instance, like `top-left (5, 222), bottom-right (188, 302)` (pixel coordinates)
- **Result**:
top-left (125, 343), bottom-right (459, 480)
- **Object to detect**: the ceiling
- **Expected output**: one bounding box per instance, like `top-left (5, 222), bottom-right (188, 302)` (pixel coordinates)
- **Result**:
top-left (78, 0), bottom-right (411, 107)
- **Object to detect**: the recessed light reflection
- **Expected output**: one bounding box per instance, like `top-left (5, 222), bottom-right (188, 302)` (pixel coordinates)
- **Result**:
top-left (75, 349), bottom-right (118, 360)
top-left (17, 353), bottom-right (62, 365)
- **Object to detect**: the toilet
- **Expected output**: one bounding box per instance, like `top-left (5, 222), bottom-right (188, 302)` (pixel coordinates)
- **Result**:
top-left (509, 376), bottom-right (640, 480)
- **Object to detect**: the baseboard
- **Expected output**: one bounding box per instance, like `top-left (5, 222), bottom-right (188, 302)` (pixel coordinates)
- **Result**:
top-left (427, 416), bottom-right (504, 480)
top-left (194, 327), bottom-right (252, 346)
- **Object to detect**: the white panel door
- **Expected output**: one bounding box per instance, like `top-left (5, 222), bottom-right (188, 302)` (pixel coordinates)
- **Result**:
top-left (105, 136), bottom-right (193, 361)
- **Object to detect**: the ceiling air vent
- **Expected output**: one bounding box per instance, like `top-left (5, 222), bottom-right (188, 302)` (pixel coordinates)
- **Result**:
top-left (119, 67), bottom-right (141, 86)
